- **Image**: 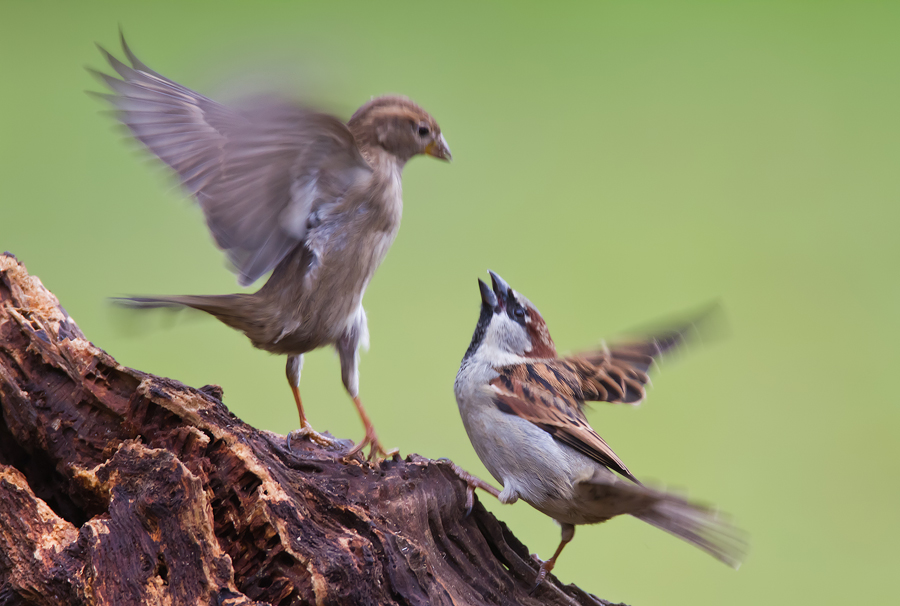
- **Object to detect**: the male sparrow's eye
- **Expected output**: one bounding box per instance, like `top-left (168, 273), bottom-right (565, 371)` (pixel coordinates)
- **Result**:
top-left (417, 125), bottom-right (430, 137)
top-left (514, 308), bottom-right (525, 320)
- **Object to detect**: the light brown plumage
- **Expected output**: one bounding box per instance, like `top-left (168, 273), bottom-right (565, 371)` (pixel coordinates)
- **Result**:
top-left (93, 34), bottom-right (451, 459)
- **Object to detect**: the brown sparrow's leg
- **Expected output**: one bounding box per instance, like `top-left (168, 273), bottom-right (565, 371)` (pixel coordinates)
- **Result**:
top-left (530, 523), bottom-right (575, 594)
top-left (284, 355), bottom-right (336, 451)
top-left (337, 310), bottom-right (397, 462)
top-left (344, 395), bottom-right (398, 461)
top-left (440, 459), bottom-right (501, 516)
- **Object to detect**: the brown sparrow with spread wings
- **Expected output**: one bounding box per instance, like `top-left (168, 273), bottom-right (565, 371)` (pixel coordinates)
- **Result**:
top-left (454, 271), bottom-right (744, 590)
top-left (92, 34), bottom-right (451, 459)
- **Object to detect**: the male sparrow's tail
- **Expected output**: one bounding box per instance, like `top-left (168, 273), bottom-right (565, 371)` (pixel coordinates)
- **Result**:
top-left (578, 472), bottom-right (746, 569)
top-left (632, 492), bottom-right (746, 569)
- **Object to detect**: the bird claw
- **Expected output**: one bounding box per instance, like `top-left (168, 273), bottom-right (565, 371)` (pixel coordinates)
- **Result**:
top-left (286, 425), bottom-right (337, 453)
top-left (440, 459), bottom-right (501, 517)
top-left (342, 427), bottom-right (397, 463)
top-left (528, 555), bottom-right (551, 595)
top-left (376, 447), bottom-right (400, 464)
top-left (368, 442), bottom-right (400, 463)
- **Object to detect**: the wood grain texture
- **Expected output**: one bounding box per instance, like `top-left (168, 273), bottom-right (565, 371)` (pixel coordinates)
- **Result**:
top-left (0, 253), bottom-right (624, 606)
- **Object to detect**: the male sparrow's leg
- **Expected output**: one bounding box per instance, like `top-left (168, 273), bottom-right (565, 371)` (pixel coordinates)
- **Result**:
top-left (530, 523), bottom-right (575, 594)
top-left (285, 355), bottom-right (336, 451)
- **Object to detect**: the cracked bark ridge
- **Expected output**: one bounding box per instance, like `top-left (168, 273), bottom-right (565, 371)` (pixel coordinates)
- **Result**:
top-left (0, 253), bottom-right (624, 606)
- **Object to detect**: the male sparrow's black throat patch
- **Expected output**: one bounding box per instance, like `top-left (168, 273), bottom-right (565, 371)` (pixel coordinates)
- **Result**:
top-left (462, 304), bottom-right (493, 362)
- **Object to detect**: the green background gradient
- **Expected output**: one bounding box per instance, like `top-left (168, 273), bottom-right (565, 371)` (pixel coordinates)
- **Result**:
top-left (2, 2), bottom-right (898, 604)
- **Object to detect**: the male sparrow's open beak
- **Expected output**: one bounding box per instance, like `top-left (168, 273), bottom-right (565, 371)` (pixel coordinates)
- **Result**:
top-left (488, 270), bottom-right (511, 302)
top-left (425, 133), bottom-right (452, 161)
top-left (479, 278), bottom-right (499, 311)
top-left (477, 271), bottom-right (512, 312)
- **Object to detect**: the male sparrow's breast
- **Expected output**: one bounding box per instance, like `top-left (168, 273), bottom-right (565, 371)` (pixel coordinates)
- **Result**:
top-left (455, 356), bottom-right (602, 519)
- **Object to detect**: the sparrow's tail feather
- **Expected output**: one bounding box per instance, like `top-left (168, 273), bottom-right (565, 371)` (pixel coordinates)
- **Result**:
top-left (112, 294), bottom-right (258, 334)
top-left (632, 495), bottom-right (747, 569)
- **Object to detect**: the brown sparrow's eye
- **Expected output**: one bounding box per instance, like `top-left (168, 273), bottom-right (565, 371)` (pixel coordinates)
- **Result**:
top-left (514, 308), bottom-right (525, 320)
top-left (417, 124), bottom-right (430, 137)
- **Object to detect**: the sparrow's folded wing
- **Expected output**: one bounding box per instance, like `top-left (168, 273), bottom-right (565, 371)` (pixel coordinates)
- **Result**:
top-left (565, 312), bottom-right (711, 404)
top-left (490, 367), bottom-right (637, 483)
top-left (93, 35), bottom-right (372, 286)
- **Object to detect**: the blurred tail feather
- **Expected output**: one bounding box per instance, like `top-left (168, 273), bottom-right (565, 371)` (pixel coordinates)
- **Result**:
top-left (633, 495), bottom-right (746, 569)
top-left (112, 294), bottom-right (256, 333)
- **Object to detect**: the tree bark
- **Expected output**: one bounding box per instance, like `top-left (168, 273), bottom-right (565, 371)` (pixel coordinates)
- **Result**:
top-left (0, 252), bottom-right (623, 606)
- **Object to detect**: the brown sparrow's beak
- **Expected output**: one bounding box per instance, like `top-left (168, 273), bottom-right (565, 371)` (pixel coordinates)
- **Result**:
top-left (488, 270), bottom-right (512, 311)
top-left (479, 278), bottom-right (499, 311)
top-left (425, 133), bottom-right (452, 161)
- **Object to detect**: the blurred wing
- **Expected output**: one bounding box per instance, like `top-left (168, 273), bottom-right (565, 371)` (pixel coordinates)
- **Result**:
top-left (92, 35), bottom-right (372, 286)
top-left (490, 368), bottom-right (637, 482)
top-left (565, 310), bottom-right (714, 404)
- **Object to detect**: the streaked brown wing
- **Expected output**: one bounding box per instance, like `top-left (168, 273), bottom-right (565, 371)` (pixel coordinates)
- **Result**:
top-left (563, 349), bottom-right (653, 404)
top-left (490, 369), bottom-right (637, 483)
top-left (566, 312), bottom-right (711, 404)
top-left (92, 35), bottom-right (371, 286)
top-left (498, 361), bottom-right (584, 400)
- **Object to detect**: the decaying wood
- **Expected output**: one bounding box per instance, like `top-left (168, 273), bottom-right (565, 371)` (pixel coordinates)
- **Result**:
top-left (0, 252), bottom-right (623, 606)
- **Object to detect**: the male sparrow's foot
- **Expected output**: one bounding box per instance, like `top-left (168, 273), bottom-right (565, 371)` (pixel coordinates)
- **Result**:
top-left (286, 424), bottom-right (337, 453)
top-left (529, 554), bottom-right (554, 594)
top-left (440, 459), bottom-right (501, 516)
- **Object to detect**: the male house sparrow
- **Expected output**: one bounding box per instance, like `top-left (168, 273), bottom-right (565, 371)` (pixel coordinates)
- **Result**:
top-left (92, 35), bottom-right (451, 459)
top-left (454, 271), bottom-right (744, 589)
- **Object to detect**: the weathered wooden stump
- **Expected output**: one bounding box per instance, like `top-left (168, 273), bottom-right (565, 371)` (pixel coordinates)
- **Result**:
top-left (0, 253), bottom-right (622, 606)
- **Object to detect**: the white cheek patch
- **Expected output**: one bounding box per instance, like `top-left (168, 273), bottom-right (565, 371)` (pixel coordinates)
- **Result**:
top-left (482, 314), bottom-right (533, 361)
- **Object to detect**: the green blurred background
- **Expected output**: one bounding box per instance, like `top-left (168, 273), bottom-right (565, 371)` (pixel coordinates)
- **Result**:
top-left (2, 1), bottom-right (898, 604)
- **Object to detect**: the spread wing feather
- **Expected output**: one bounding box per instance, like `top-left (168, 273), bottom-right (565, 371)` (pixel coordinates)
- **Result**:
top-left (566, 311), bottom-right (714, 404)
top-left (92, 34), bottom-right (372, 286)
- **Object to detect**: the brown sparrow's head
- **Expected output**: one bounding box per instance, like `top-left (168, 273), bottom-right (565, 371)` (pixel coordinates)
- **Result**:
top-left (463, 271), bottom-right (557, 363)
top-left (348, 96), bottom-right (451, 164)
